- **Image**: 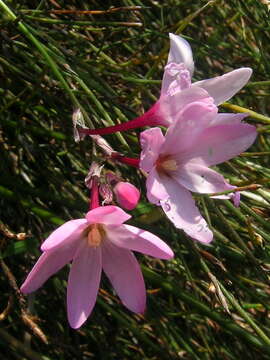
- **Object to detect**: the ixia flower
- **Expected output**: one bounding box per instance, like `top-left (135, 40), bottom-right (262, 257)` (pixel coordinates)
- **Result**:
top-left (20, 206), bottom-right (173, 329)
top-left (79, 33), bottom-right (252, 137)
top-left (140, 101), bottom-right (257, 243)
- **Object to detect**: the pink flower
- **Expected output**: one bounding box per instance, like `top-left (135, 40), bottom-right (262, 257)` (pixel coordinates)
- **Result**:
top-left (139, 101), bottom-right (257, 243)
top-left (79, 34), bottom-right (252, 136)
top-left (113, 181), bottom-right (140, 210)
top-left (20, 206), bottom-right (173, 329)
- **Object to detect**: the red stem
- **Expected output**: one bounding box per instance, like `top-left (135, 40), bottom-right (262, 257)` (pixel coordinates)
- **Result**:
top-left (112, 153), bottom-right (140, 168)
top-left (79, 102), bottom-right (162, 136)
top-left (90, 176), bottom-right (100, 210)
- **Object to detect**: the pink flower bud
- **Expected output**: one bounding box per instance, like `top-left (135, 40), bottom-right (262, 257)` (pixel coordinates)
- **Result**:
top-left (113, 182), bottom-right (140, 210)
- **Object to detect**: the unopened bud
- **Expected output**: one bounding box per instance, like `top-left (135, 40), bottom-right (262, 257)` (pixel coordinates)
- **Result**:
top-left (113, 182), bottom-right (140, 210)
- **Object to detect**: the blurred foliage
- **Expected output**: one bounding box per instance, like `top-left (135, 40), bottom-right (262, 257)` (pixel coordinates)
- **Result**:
top-left (1, 0), bottom-right (270, 359)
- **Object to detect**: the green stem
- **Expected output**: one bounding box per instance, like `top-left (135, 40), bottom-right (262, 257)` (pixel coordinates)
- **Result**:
top-left (221, 102), bottom-right (270, 124)
top-left (142, 266), bottom-right (270, 353)
top-left (0, 0), bottom-right (81, 109)
top-left (247, 80), bottom-right (270, 87)
top-left (186, 243), bottom-right (270, 347)
top-left (0, 185), bottom-right (64, 225)
top-left (24, 16), bottom-right (142, 27)
top-left (75, 76), bottom-right (130, 149)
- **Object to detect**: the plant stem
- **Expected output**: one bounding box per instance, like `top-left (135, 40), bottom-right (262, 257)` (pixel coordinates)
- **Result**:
top-left (221, 102), bottom-right (270, 124)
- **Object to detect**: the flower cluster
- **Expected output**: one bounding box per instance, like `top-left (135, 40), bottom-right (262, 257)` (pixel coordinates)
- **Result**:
top-left (21, 34), bottom-right (257, 329)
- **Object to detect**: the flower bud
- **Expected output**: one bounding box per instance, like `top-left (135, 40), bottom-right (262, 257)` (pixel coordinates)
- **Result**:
top-left (113, 182), bottom-right (140, 210)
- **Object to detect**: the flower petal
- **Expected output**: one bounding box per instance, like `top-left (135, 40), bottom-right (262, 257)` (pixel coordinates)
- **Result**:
top-left (102, 241), bottom-right (146, 313)
top-left (161, 63), bottom-right (191, 97)
top-left (160, 86), bottom-right (213, 126)
top-left (193, 68), bottom-right (252, 105)
top-left (182, 123), bottom-right (257, 166)
top-left (161, 101), bottom-right (217, 156)
top-left (209, 112), bottom-right (248, 127)
top-left (20, 240), bottom-right (78, 294)
top-left (41, 219), bottom-right (88, 251)
top-left (160, 178), bottom-right (213, 243)
top-left (146, 168), bottom-right (169, 204)
top-left (67, 242), bottom-right (102, 329)
top-left (140, 127), bottom-right (165, 172)
top-left (106, 224), bottom-right (174, 259)
top-left (173, 163), bottom-right (236, 194)
top-left (86, 205), bottom-right (131, 225)
top-left (168, 33), bottom-right (194, 75)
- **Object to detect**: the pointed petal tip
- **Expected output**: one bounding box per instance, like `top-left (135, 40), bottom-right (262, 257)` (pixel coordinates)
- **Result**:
top-left (167, 33), bottom-right (194, 75)
top-left (193, 67), bottom-right (253, 105)
top-left (166, 248), bottom-right (175, 259)
top-left (194, 231), bottom-right (213, 245)
top-left (123, 298), bottom-right (146, 314)
top-left (68, 314), bottom-right (87, 330)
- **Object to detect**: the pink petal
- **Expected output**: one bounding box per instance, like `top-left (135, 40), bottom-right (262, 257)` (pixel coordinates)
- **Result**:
top-left (146, 168), bottom-right (169, 204)
top-left (86, 206), bottom-right (131, 225)
top-left (159, 86), bottom-right (213, 126)
top-left (193, 68), bottom-right (252, 105)
top-left (113, 182), bottom-right (140, 210)
top-left (161, 63), bottom-right (191, 97)
top-left (106, 224), bottom-right (174, 259)
top-left (67, 242), bottom-right (102, 329)
top-left (160, 177), bottom-right (213, 243)
top-left (41, 219), bottom-right (88, 251)
top-left (102, 241), bottom-right (146, 313)
top-left (161, 101), bottom-right (217, 156)
top-left (168, 33), bottom-right (194, 75)
top-left (140, 127), bottom-right (165, 172)
top-left (182, 123), bottom-right (257, 166)
top-left (20, 240), bottom-right (79, 294)
top-left (173, 163), bottom-right (236, 194)
top-left (209, 113), bottom-right (248, 126)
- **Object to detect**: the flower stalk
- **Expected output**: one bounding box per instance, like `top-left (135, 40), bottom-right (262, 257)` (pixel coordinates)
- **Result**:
top-left (78, 103), bottom-right (161, 136)
top-left (111, 153), bottom-right (140, 168)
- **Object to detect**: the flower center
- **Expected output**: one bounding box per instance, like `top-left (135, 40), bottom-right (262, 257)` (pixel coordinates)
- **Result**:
top-left (87, 224), bottom-right (106, 248)
top-left (156, 155), bottom-right (178, 174)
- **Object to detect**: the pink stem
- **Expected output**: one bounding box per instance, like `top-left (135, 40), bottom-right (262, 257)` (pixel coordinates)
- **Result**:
top-left (90, 176), bottom-right (100, 210)
top-left (112, 153), bottom-right (140, 168)
top-left (79, 102), bottom-right (161, 136)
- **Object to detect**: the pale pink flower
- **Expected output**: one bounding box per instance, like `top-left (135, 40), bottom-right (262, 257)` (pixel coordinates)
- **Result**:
top-left (79, 33), bottom-right (252, 136)
top-left (113, 181), bottom-right (140, 210)
top-left (20, 206), bottom-right (173, 329)
top-left (139, 102), bottom-right (257, 243)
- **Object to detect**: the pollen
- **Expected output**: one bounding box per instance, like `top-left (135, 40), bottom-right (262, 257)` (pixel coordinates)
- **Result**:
top-left (87, 224), bottom-right (106, 248)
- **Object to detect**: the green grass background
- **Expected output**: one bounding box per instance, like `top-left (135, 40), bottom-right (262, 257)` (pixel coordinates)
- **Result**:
top-left (1, 0), bottom-right (270, 359)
